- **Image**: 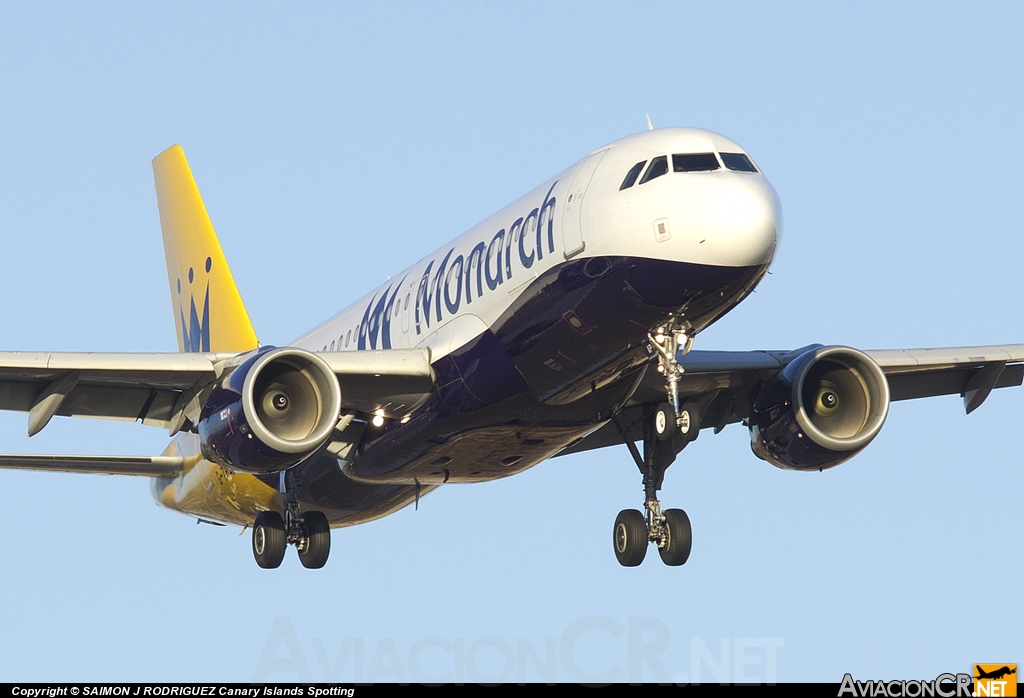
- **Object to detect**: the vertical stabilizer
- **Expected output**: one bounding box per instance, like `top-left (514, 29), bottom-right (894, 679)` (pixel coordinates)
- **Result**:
top-left (153, 145), bottom-right (259, 353)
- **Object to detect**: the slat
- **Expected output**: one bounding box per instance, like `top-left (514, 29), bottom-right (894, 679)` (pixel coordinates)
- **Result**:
top-left (0, 351), bottom-right (227, 388)
top-left (865, 345), bottom-right (1024, 372)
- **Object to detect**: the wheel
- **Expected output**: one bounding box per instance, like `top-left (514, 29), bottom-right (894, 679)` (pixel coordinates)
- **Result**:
top-left (653, 402), bottom-right (677, 441)
top-left (297, 510), bottom-right (331, 569)
top-left (613, 509), bottom-right (648, 566)
top-left (677, 402), bottom-right (700, 442)
top-left (252, 511), bottom-right (286, 569)
top-left (659, 508), bottom-right (692, 566)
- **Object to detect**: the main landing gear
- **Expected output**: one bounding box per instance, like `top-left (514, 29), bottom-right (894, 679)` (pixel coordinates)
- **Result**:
top-left (611, 320), bottom-right (698, 567)
top-left (612, 403), bottom-right (696, 567)
top-left (251, 469), bottom-right (331, 569)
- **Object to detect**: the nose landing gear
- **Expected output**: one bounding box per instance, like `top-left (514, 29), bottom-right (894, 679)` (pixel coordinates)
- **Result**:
top-left (654, 401), bottom-right (700, 442)
top-left (649, 321), bottom-right (694, 432)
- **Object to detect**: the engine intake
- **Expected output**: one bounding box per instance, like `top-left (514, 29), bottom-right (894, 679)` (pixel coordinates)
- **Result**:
top-left (749, 346), bottom-right (889, 470)
top-left (198, 347), bottom-right (342, 473)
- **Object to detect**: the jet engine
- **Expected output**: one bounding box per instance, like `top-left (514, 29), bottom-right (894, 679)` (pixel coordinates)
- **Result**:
top-left (749, 346), bottom-right (890, 471)
top-left (197, 347), bottom-right (342, 473)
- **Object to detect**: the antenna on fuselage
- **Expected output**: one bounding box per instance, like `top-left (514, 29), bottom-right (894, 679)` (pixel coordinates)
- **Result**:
top-left (645, 114), bottom-right (654, 131)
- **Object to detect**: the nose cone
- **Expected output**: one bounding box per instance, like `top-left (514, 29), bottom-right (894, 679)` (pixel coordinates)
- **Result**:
top-left (694, 176), bottom-right (780, 267)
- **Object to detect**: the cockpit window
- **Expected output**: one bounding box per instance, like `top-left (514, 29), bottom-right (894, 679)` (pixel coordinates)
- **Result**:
top-left (720, 153), bottom-right (758, 172)
top-left (672, 153), bottom-right (720, 172)
top-left (639, 156), bottom-right (668, 184)
top-left (620, 161), bottom-right (646, 190)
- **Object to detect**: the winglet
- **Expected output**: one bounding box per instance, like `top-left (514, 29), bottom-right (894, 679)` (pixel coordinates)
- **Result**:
top-left (152, 145), bottom-right (259, 353)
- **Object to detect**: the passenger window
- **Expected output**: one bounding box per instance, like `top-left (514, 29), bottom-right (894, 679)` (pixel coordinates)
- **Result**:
top-left (345, 330), bottom-right (351, 347)
top-left (330, 340), bottom-right (336, 351)
top-left (620, 161), bottom-right (647, 190)
top-left (721, 153), bottom-right (758, 172)
top-left (639, 156), bottom-right (668, 184)
top-left (673, 153), bottom-right (720, 172)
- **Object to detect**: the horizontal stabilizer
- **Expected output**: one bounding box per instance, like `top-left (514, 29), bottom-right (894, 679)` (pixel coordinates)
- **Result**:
top-left (0, 454), bottom-right (184, 477)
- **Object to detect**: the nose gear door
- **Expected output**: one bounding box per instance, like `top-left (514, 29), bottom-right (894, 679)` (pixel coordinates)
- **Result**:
top-left (561, 149), bottom-right (608, 259)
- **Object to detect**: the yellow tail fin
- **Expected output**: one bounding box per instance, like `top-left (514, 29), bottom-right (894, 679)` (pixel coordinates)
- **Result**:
top-left (153, 145), bottom-right (259, 353)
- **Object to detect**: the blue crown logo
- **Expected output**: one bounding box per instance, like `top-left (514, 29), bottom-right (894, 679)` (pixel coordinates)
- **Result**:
top-left (178, 258), bottom-right (212, 353)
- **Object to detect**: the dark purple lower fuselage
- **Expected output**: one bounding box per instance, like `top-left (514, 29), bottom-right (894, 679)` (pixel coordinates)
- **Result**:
top-left (269, 255), bottom-right (767, 521)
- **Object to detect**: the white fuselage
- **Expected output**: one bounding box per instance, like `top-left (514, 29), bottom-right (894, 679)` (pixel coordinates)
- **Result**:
top-left (295, 127), bottom-right (780, 361)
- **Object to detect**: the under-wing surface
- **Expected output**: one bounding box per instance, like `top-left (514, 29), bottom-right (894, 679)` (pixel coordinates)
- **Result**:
top-left (1, 130), bottom-right (1022, 568)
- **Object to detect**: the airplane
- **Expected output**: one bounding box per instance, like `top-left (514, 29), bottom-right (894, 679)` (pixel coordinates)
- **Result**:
top-left (975, 666), bottom-right (1016, 681)
top-left (1, 127), bottom-right (1022, 569)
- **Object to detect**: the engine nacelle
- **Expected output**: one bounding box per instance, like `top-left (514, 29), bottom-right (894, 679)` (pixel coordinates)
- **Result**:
top-left (198, 347), bottom-right (342, 473)
top-left (749, 346), bottom-right (890, 471)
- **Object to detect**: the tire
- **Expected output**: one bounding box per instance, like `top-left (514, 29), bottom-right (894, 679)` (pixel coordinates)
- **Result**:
top-left (298, 510), bottom-right (331, 569)
top-left (677, 402), bottom-right (700, 442)
top-left (613, 509), bottom-right (648, 567)
top-left (252, 511), bottom-right (286, 569)
top-left (654, 402), bottom-right (677, 442)
top-left (659, 508), bottom-right (692, 566)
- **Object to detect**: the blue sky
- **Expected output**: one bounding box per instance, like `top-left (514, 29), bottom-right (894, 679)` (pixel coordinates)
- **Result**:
top-left (0, 1), bottom-right (1020, 683)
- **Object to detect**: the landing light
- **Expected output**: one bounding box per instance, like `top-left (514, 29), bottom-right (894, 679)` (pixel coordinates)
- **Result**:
top-left (372, 409), bottom-right (385, 427)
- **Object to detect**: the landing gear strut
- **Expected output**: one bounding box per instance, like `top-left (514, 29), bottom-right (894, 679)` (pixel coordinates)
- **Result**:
top-left (611, 319), bottom-right (698, 567)
top-left (612, 408), bottom-right (694, 567)
top-left (251, 469), bottom-right (332, 569)
top-left (649, 317), bottom-right (700, 447)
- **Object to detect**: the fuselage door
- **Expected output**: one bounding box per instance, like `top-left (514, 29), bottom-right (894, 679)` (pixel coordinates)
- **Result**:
top-left (561, 149), bottom-right (608, 259)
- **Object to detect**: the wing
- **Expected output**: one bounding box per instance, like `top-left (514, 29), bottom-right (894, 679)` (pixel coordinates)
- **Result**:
top-left (863, 345), bottom-right (1024, 410)
top-left (0, 348), bottom-right (435, 435)
top-left (0, 348), bottom-right (436, 474)
top-left (0, 351), bottom-right (233, 435)
top-left (560, 343), bottom-right (1024, 457)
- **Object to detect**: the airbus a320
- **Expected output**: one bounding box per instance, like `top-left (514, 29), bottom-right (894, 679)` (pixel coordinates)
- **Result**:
top-left (2, 127), bottom-right (1021, 568)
